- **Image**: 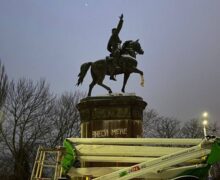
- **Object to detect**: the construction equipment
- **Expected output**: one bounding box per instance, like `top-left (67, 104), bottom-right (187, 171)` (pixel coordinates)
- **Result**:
top-left (62, 136), bottom-right (220, 179)
top-left (31, 146), bottom-right (65, 180)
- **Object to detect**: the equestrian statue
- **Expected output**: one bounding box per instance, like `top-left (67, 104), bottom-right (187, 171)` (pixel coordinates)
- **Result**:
top-left (77, 14), bottom-right (145, 96)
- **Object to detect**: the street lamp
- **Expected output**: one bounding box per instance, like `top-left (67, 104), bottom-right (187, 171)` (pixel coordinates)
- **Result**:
top-left (203, 112), bottom-right (208, 118)
top-left (202, 112), bottom-right (208, 137)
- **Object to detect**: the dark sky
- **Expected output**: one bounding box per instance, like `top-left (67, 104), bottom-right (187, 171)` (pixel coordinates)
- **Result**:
top-left (1, 0), bottom-right (220, 123)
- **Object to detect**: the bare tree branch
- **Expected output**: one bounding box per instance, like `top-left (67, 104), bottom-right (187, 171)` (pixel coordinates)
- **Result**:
top-left (48, 91), bottom-right (85, 147)
top-left (0, 78), bottom-right (55, 180)
top-left (0, 60), bottom-right (8, 110)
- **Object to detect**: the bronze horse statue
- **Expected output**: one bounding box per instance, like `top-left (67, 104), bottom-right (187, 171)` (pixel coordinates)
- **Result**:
top-left (77, 40), bottom-right (144, 96)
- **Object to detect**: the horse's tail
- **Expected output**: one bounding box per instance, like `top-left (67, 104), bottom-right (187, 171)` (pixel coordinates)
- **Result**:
top-left (76, 62), bottom-right (92, 86)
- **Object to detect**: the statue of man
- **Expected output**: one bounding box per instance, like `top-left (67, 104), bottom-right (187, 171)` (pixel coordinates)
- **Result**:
top-left (107, 14), bottom-right (124, 81)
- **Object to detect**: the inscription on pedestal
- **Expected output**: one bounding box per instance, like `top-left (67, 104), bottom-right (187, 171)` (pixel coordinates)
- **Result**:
top-left (77, 95), bottom-right (147, 138)
top-left (92, 128), bottom-right (128, 138)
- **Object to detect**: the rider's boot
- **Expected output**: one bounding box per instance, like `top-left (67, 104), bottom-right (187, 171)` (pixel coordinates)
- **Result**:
top-left (110, 69), bottom-right (117, 81)
top-left (109, 67), bottom-right (117, 81)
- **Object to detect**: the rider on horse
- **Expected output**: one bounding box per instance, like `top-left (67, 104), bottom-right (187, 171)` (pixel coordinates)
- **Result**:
top-left (77, 14), bottom-right (144, 96)
top-left (107, 14), bottom-right (124, 81)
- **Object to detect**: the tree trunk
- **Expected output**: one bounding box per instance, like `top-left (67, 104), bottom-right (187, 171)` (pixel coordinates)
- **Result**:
top-left (14, 148), bottom-right (30, 180)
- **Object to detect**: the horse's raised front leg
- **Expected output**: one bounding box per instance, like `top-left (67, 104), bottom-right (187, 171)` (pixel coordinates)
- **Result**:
top-left (133, 68), bottom-right (144, 87)
top-left (121, 73), bottom-right (130, 93)
top-left (98, 82), bottom-right (112, 94)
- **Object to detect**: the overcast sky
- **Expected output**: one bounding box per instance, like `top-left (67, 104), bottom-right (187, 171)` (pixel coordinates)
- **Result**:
top-left (1, 0), bottom-right (220, 123)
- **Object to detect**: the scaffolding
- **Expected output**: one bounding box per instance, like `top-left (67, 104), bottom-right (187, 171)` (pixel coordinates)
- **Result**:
top-left (31, 146), bottom-right (65, 180)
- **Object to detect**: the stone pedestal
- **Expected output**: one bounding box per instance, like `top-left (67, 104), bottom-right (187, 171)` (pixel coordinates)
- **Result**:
top-left (77, 94), bottom-right (147, 138)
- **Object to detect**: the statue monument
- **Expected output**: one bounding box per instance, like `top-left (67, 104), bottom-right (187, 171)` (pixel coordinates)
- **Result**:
top-left (77, 14), bottom-right (145, 97)
top-left (76, 14), bottom-right (147, 140)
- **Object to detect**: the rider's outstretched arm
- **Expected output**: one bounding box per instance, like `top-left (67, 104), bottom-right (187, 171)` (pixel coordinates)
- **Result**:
top-left (115, 14), bottom-right (124, 34)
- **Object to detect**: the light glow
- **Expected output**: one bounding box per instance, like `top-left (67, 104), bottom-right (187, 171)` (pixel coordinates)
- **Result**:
top-left (203, 119), bottom-right (208, 126)
top-left (202, 112), bottom-right (208, 118)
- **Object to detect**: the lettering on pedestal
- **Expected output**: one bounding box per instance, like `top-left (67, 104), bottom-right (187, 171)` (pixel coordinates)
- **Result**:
top-left (92, 129), bottom-right (109, 138)
top-left (111, 128), bottom-right (127, 136)
top-left (92, 128), bottom-right (128, 137)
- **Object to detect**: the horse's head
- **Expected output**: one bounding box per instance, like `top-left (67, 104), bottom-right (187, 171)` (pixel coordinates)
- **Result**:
top-left (132, 39), bottom-right (144, 55)
top-left (122, 39), bottom-right (144, 58)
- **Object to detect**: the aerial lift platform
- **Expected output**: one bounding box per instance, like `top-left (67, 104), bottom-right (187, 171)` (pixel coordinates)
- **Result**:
top-left (59, 136), bottom-right (220, 180)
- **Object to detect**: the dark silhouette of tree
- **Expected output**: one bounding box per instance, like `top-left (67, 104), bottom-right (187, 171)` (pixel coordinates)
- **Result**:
top-left (143, 108), bottom-right (159, 137)
top-left (180, 118), bottom-right (203, 138)
top-left (0, 61), bottom-right (8, 110)
top-left (0, 79), bottom-right (55, 180)
top-left (181, 118), bottom-right (220, 138)
top-left (0, 78), bottom-right (85, 179)
top-left (143, 109), bottom-right (180, 138)
top-left (48, 91), bottom-right (85, 147)
top-left (152, 117), bottom-right (181, 138)
top-left (0, 61), bottom-right (9, 179)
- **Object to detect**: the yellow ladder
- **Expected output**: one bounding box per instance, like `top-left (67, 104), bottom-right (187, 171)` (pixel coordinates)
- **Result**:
top-left (31, 146), bottom-right (65, 180)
